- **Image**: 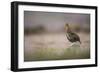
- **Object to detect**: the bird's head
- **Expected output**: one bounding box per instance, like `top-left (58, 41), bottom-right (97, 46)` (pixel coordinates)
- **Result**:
top-left (65, 23), bottom-right (69, 30)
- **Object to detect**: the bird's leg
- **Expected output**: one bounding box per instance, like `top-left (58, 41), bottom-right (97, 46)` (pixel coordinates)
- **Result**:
top-left (67, 42), bottom-right (75, 48)
top-left (76, 41), bottom-right (81, 45)
top-left (68, 41), bottom-right (81, 48)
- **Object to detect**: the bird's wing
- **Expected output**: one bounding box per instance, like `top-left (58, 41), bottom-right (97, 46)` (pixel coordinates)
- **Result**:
top-left (70, 32), bottom-right (80, 40)
top-left (70, 32), bottom-right (78, 37)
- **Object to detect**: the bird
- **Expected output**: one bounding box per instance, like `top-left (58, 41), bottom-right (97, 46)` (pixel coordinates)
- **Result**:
top-left (65, 23), bottom-right (81, 44)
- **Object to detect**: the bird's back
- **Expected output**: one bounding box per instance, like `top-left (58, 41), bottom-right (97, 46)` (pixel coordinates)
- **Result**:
top-left (66, 32), bottom-right (81, 43)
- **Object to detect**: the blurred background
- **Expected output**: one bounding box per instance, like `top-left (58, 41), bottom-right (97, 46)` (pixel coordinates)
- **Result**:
top-left (24, 11), bottom-right (90, 34)
top-left (24, 11), bottom-right (90, 61)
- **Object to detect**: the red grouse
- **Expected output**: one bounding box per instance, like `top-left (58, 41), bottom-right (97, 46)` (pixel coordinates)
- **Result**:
top-left (65, 23), bottom-right (81, 44)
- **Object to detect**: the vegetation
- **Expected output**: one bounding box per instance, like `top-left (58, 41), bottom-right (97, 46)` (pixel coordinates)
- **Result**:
top-left (24, 26), bottom-right (45, 35)
top-left (24, 44), bottom-right (90, 61)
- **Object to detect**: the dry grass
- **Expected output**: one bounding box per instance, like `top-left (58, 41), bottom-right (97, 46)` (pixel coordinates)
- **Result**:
top-left (24, 33), bottom-right (90, 61)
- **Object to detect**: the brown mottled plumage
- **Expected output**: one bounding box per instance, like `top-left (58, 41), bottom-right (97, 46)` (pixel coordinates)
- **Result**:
top-left (65, 24), bottom-right (81, 44)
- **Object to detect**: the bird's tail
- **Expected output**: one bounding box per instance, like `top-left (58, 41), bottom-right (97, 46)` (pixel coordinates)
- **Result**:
top-left (79, 41), bottom-right (81, 44)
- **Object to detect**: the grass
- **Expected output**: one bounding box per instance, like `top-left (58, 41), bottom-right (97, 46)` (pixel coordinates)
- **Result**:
top-left (24, 33), bottom-right (90, 61)
top-left (24, 43), bottom-right (90, 61)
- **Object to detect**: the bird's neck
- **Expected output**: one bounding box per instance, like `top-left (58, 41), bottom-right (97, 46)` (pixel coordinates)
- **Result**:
top-left (66, 27), bottom-right (72, 33)
top-left (67, 30), bottom-right (72, 33)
